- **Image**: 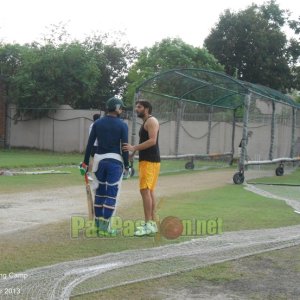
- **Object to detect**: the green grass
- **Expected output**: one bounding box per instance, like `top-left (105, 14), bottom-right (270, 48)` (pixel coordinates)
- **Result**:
top-left (0, 221), bottom-right (157, 274)
top-left (72, 245), bottom-right (300, 300)
top-left (72, 261), bottom-right (240, 299)
top-left (159, 158), bottom-right (231, 174)
top-left (1, 148), bottom-right (300, 295)
top-left (247, 167), bottom-right (300, 185)
top-left (0, 149), bottom-right (232, 171)
top-left (0, 149), bottom-right (235, 192)
top-left (1, 183), bottom-right (300, 275)
top-left (0, 166), bottom-right (83, 193)
top-left (157, 184), bottom-right (300, 235)
top-left (0, 148), bottom-right (83, 168)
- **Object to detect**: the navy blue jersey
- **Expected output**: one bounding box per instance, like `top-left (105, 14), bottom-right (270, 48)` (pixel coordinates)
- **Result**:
top-left (84, 115), bottom-right (129, 168)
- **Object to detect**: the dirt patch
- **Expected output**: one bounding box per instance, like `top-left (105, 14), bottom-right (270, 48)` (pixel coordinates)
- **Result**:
top-left (0, 169), bottom-right (275, 236)
top-left (0, 169), bottom-right (227, 235)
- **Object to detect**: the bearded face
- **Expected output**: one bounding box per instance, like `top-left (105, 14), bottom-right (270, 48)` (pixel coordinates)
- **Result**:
top-left (135, 104), bottom-right (146, 118)
top-left (136, 110), bottom-right (145, 118)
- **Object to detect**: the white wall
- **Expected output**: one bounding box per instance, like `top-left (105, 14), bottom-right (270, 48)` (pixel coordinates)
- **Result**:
top-left (7, 105), bottom-right (300, 158)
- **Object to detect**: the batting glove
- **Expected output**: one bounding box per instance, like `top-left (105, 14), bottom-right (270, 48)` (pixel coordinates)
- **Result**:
top-left (79, 162), bottom-right (88, 176)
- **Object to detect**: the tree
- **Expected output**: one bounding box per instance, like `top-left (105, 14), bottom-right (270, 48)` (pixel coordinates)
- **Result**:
top-left (9, 42), bottom-right (100, 116)
top-left (125, 38), bottom-right (224, 103)
top-left (82, 33), bottom-right (137, 110)
top-left (1, 29), bottom-right (137, 117)
top-left (204, 0), bottom-right (300, 92)
top-left (0, 44), bottom-right (27, 94)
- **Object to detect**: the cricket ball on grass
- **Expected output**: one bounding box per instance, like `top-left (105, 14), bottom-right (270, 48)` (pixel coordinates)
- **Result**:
top-left (160, 216), bottom-right (183, 239)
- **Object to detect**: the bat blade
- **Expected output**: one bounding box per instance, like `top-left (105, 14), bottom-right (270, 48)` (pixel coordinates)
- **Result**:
top-left (84, 174), bottom-right (94, 220)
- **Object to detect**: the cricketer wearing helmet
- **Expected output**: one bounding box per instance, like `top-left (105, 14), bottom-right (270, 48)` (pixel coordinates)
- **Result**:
top-left (81, 97), bottom-right (129, 234)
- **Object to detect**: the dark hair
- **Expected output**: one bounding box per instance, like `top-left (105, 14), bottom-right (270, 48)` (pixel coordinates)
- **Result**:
top-left (93, 113), bottom-right (101, 121)
top-left (135, 100), bottom-right (152, 114)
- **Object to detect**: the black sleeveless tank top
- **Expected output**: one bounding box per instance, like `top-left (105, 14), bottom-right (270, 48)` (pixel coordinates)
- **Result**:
top-left (139, 116), bottom-right (160, 162)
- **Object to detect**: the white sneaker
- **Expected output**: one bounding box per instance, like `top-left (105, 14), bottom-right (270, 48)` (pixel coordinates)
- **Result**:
top-left (135, 221), bottom-right (146, 230)
top-left (136, 221), bottom-right (157, 230)
top-left (134, 224), bottom-right (151, 236)
top-left (147, 221), bottom-right (158, 233)
top-left (134, 221), bottom-right (158, 236)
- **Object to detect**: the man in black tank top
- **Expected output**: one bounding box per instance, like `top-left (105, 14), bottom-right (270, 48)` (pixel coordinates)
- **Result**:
top-left (123, 100), bottom-right (160, 236)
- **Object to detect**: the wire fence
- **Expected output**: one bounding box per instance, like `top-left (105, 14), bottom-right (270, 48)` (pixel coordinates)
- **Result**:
top-left (1, 224), bottom-right (300, 299)
top-left (5, 105), bottom-right (102, 153)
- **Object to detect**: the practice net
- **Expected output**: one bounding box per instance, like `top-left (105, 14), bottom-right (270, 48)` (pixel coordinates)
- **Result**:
top-left (235, 88), bottom-right (300, 183)
top-left (128, 69), bottom-right (300, 181)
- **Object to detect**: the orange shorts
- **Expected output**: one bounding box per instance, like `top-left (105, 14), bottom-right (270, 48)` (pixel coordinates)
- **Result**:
top-left (139, 161), bottom-right (160, 191)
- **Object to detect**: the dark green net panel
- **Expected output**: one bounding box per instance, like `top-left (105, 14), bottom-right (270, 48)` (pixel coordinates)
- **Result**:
top-left (135, 68), bottom-right (299, 110)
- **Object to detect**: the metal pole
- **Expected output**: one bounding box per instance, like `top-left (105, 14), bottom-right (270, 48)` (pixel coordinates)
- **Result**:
top-left (52, 113), bottom-right (55, 152)
top-left (269, 101), bottom-right (275, 160)
top-left (230, 109), bottom-right (237, 165)
top-left (7, 105), bottom-right (12, 150)
top-left (239, 93), bottom-right (251, 172)
top-left (206, 106), bottom-right (213, 154)
top-left (290, 107), bottom-right (296, 158)
top-left (175, 100), bottom-right (183, 156)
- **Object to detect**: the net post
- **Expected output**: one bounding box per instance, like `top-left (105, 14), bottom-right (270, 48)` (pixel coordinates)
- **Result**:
top-left (239, 93), bottom-right (251, 172)
top-left (290, 107), bottom-right (296, 158)
top-left (269, 101), bottom-right (275, 160)
top-left (175, 100), bottom-right (183, 155)
top-left (206, 106), bottom-right (213, 154)
top-left (52, 113), bottom-right (55, 152)
top-left (230, 109), bottom-right (237, 165)
top-left (6, 104), bottom-right (12, 149)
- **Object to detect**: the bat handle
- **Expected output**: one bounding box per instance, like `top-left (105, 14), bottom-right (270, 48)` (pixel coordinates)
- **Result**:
top-left (84, 173), bottom-right (89, 185)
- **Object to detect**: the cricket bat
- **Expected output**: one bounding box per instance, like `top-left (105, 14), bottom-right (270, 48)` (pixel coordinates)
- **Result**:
top-left (84, 173), bottom-right (94, 220)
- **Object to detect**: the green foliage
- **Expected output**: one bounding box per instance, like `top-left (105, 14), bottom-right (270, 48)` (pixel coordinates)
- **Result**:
top-left (204, 0), bottom-right (300, 92)
top-left (124, 38), bottom-right (224, 104)
top-left (292, 90), bottom-right (300, 103)
top-left (0, 29), bottom-right (137, 117)
top-left (0, 44), bottom-right (25, 81)
top-left (8, 43), bottom-right (100, 117)
top-left (82, 34), bottom-right (137, 109)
